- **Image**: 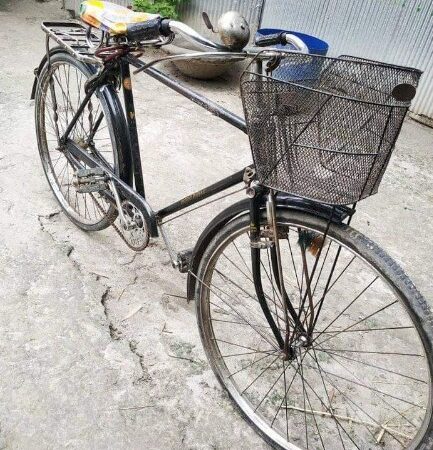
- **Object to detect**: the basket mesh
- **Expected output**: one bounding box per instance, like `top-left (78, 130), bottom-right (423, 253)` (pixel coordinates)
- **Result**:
top-left (241, 53), bottom-right (421, 205)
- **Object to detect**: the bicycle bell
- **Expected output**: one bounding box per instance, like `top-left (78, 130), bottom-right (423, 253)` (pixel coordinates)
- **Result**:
top-left (217, 11), bottom-right (250, 50)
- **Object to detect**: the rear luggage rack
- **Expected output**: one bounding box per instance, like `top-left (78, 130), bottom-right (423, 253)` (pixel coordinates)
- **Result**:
top-left (41, 21), bottom-right (102, 65)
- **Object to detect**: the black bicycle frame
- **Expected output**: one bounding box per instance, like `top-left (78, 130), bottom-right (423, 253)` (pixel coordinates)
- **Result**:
top-left (58, 52), bottom-right (340, 348)
top-left (60, 54), bottom-right (250, 231)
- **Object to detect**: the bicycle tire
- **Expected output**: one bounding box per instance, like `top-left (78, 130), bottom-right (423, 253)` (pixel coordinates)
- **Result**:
top-left (194, 209), bottom-right (433, 450)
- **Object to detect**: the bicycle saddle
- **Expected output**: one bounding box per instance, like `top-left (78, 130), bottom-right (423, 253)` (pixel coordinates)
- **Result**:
top-left (80, 0), bottom-right (159, 35)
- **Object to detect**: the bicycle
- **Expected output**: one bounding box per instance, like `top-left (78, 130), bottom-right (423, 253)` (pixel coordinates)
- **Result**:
top-left (31, 2), bottom-right (433, 449)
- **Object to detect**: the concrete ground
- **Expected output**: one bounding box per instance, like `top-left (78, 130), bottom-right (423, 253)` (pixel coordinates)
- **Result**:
top-left (0, 0), bottom-right (432, 449)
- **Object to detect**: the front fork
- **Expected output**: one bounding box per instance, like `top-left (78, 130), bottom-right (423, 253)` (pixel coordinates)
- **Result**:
top-left (249, 188), bottom-right (307, 358)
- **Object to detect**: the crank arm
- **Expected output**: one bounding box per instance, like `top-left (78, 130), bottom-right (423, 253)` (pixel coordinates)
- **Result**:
top-left (65, 139), bottom-right (158, 237)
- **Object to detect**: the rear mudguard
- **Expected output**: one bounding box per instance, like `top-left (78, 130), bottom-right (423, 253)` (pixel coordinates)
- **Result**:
top-left (30, 46), bottom-right (67, 100)
top-left (186, 193), bottom-right (352, 301)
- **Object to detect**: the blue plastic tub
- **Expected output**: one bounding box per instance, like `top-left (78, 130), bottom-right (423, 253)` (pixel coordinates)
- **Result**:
top-left (255, 28), bottom-right (329, 83)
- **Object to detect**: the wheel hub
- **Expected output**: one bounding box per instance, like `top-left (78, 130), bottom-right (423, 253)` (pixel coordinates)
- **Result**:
top-left (281, 333), bottom-right (310, 361)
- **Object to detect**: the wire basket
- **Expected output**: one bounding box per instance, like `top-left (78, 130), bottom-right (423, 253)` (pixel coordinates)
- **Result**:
top-left (241, 52), bottom-right (421, 205)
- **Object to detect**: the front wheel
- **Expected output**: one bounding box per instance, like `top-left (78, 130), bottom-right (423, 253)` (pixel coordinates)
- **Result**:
top-left (194, 209), bottom-right (433, 450)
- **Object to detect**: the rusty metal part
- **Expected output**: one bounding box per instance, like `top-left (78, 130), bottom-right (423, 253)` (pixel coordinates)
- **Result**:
top-left (95, 44), bottom-right (131, 63)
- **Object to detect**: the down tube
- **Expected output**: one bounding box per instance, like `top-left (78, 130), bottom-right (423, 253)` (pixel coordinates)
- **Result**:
top-left (157, 167), bottom-right (249, 220)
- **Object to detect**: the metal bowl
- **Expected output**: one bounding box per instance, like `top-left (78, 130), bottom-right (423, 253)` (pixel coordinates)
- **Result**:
top-left (162, 40), bottom-right (244, 80)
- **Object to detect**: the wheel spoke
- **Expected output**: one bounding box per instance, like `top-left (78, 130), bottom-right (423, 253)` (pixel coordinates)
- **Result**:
top-left (214, 268), bottom-right (287, 328)
top-left (321, 348), bottom-right (426, 384)
top-left (317, 347), bottom-right (422, 429)
top-left (310, 346), bottom-right (348, 449)
top-left (315, 300), bottom-right (399, 346)
top-left (295, 353), bottom-right (363, 449)
top-left (228, 350), bottom-right (279, 379)
top-left (297, 354), bottom-right (326, 449)
top-left (241, 355), bottom-right (281, 394)
top-left (307, 351), bottom-right (425, 409)
top-left (191, 272), bottom-right (280, 350)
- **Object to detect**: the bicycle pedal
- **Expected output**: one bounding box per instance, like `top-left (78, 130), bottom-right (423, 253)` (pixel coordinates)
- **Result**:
top-left (73, 168), bottom-right (108, 193)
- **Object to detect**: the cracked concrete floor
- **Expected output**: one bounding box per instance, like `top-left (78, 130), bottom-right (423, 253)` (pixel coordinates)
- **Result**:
top-left (0, 0), bottom-right (432, 449)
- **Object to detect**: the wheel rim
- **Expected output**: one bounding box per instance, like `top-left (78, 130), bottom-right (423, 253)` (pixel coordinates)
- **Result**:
top-left (36, 60), bottom-right (117, 226)
top-left (198, 218), bottom-right (432, 450)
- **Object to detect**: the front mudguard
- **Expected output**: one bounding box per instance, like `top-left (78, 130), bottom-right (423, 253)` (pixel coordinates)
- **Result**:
top-left (186, 193), bottom-right (353, 302)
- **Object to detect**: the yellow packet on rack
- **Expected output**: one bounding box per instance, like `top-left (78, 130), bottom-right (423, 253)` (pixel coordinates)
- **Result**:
top-left (80, 0), bottom-right (160, 35)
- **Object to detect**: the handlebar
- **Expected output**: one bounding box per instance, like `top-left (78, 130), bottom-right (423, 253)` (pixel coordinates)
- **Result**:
top-left (255, 32), bottom-right (309, 53)
top-left (167, 20), bottom-right (228, 50)
top-left (126, 17), bottom-right (167, 42)
top-left (126, 17), bottom-right (308, 53)
top-left (126, 17), bottom-right (228, 50)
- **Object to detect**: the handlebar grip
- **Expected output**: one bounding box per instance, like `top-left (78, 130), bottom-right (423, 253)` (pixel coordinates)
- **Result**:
top-left (160, 18), bottom-right (172, 36)
top-left (255, 32), bottom-right (286, 47)
top-left (126, 17), bottom-right (164, 42)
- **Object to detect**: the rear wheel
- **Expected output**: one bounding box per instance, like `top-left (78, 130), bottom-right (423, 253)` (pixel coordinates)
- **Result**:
top-left (195, 209), bottom-right (433, 450)
top-left (34, 51), bottom-right (129, 231)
